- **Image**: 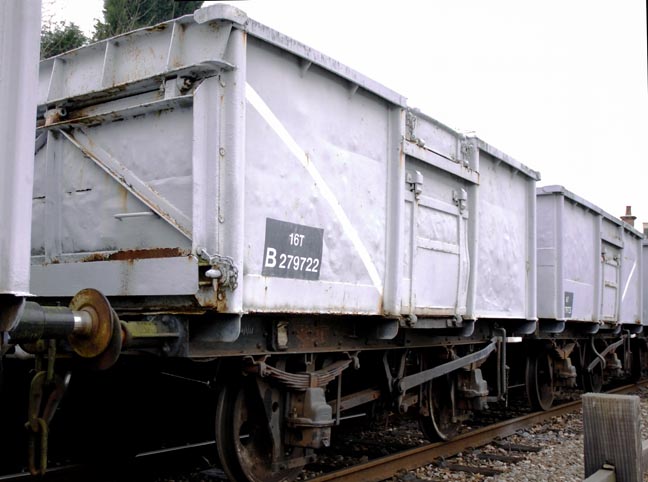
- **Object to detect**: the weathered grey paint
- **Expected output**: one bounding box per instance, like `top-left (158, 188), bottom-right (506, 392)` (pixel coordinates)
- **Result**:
top-left (537, 185), bottom-right (643, 324)
top-left (29, 4), bottom-right (540, 324)
top-left (0, 0), bottom-right (41, 330)
top-left (474, 146), bottom-right (538, 321)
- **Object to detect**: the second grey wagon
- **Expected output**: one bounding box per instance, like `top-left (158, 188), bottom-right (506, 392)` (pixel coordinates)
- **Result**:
top-left (536, 185), bottom-right (643, 328)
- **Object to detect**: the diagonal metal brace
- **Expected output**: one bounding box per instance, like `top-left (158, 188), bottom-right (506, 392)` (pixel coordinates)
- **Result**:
top-left (58, 128), bottom-right (192, 239)
top-left (395, 338), bottom-right (497, 394)
top-left (587, 338), bottom-right (625, 373)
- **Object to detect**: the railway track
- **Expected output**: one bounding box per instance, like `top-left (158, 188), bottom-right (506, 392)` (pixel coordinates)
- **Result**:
top-left (0, 383), bottom-right (645, 481)
top-left (307, 381), bottom-right (648, 482)
top-left (0, 441), bottom-right (222, 482)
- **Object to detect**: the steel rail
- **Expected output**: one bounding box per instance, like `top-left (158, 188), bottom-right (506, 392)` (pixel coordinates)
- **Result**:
top-left (1, 383), bottom-right (645, 482)
top-left (309, 382), bottom-right (648, 482)
top-left (0, 441), bottom-right (217, 482)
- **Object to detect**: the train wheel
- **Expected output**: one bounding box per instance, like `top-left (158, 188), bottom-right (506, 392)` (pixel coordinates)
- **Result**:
top-left (419, 372), bottom-right (461, 441)
top-left (526, 351), bottom-right (554, 411)
top-left (215, 381), bottom-right (305, 482)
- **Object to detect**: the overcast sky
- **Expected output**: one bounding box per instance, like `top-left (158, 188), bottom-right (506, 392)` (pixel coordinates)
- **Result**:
top-left (48, 0), bottom-right (648, 228)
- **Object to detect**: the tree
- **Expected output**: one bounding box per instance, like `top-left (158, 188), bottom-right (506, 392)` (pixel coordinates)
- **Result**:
top-left (93, 0), bottom-right (204, 41)
top-left (40, 21), bottom-right (88, 59)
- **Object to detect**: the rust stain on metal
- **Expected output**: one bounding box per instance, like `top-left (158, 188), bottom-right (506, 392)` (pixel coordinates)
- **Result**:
top-left (293, 322), bottom-right (328, 349)
top-left (82, 253), bottom-right (106, 262)
top-left (108, 247), bottom-right (189, 261)
top-left (82, 247), bottom-right (190, 262)
top-left (120, 185), bottom-right (128, 210)
top-left (195, 285), bottom-right (228, 312)
top-left (146, 24), bottom-right (167, 32)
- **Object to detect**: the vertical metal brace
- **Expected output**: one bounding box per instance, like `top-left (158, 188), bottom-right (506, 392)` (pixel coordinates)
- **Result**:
top-left (382, 107), bottom-right (405, 318)
top-left (191, 19), bottom-right (246, 316)
top-left (594, 215), bottom-right (603, 322)
top-left (463, 136), bottom-right (479, 321)
top-left (493, 326), bottom-right (508, 405)
top-left (526, 172), bottom-right (538, 322)
top-left (335, 369), bottom-right (342, 425)
top-left (44, 130), bottom-right (63, 262)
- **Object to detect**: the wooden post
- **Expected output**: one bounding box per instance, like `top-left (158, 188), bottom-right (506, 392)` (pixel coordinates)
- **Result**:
top-left (582, 393), bottom-right (642, 481)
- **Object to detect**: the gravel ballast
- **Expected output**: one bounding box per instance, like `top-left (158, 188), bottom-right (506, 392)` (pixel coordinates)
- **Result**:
top-left (394, 385), bottom-right (648, 482)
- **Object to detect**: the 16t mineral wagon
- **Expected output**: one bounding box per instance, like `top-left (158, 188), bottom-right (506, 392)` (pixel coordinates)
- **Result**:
top-left (533, 185), bottom-right (645, 402)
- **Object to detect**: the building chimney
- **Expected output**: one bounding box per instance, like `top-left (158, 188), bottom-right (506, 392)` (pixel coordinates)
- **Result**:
top-left (621, 205), bottom-right (636, 227)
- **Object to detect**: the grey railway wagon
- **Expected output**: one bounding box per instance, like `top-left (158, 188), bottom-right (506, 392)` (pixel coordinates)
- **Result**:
top-left (30, 4), bottom-right (538, 338)
top-left (6, 4), bottom-right (648, 482)
top-left (537, 185), bottom-right (643, 326)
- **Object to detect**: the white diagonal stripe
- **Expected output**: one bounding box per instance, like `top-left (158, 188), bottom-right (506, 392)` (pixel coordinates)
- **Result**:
top-left (245, 83), bottom-right (383, 294)
top-left (621, 260), bottom-right (636, 302)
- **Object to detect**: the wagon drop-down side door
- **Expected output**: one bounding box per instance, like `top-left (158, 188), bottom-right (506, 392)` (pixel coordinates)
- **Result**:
top-left (403, 170), bottom-right (470, 317)
top-left (600, 243), bottom-right (620, 322)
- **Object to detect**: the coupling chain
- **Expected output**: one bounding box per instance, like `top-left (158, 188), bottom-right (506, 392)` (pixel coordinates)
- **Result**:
top-left (25, 340), bottom-right (69, 476)
top-left (197, 247), bottom-right (239, 291)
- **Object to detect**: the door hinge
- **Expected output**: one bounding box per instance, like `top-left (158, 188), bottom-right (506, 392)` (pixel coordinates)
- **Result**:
top-left (406, 170), bottom-right (423, 200)
top-left (453, 188), bottom-right (468, 212)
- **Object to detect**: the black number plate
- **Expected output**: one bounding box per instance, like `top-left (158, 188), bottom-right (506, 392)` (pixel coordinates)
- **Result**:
top-left (262, 218), bottom-right (324, 280)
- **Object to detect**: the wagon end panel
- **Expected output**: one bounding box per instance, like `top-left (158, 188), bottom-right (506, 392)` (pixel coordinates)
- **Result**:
top-left (32, 79), bottom-right (197, 300)
top-left (30, 12), bottom-right (248, 310)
